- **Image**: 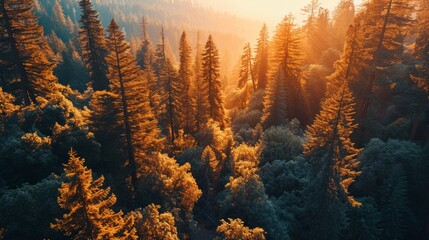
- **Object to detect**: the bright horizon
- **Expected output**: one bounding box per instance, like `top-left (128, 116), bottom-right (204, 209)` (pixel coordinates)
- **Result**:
top-left (196, 0), bottom-right (364, 27)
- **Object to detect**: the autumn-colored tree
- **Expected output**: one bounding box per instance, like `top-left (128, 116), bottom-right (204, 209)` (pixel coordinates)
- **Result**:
top-left (139, 153), bottom-right (201, 221)
top-left (78, 0), bottom-right (109, 91)
top-left (216, 218), bottom-right (266, 240)
top-left (51, 149), bottom-right (137, 240)
top-left (0, 0), bottom-right (57, 105)
top-left (327, 17), bottom-right (367, 96)
top-left (177, 31), bottom-right (196, 134)
top-left (132, 204), bottom-right (179, 240)
top-left (412, 0), bottom-right (429, 93)
top-left (105, 19), bottom-right (163, 195)
top-left (202, 35), bottom-right (226, 129)
top-left (262, 15), bottom-right (305, 127)
top-left (254, 24), bottom-right (269, 90)
top-left (302, 81), bottom-right (361, 239)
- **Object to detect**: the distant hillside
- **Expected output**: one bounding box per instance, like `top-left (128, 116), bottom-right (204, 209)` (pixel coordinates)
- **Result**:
top-left (35, 0), bottom-right (263, 74)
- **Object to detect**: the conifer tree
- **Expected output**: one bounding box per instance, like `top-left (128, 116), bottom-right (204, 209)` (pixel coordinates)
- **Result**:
top-left (201, 35), bottom-right (226, 129)
top-left (136, 17), bottom-right (154, 71)
top-left (332, 0), bottom-right (355, 50)
top-left (301, 0), bottom-right (320, 63)
top-left (105, 19), bottom-right (163, 195)
top-left (358, 0), bottom-right (413, 118)
top-left (411, 0), bottom-right (429, 93)
top-left (254, 24), bottom-right (269, 90)
top-left (53, 0), bottom-right (66, 27)
top-left (78, 0), bottom-right (109, 91)
top-left (194, 32), bottom-right (209, 133)
top-left (238, 43), bottom-right (256, 92)
top-left (327, 18), bottom-right (367, 96)
top-left (177, 31), bottom-right (196, 134)
top-left (51, 149), bottom-right (137, 240)
top-left (152, 27), bottom-right (179, 143)
top-left (262, 15), bottom-right (305, 127)
top-left (302, 81), bottom-right (361, 239)
top-left (311, 8), bottom-right (331, 61)
top-left (0, 0), bottom-right (57, 105)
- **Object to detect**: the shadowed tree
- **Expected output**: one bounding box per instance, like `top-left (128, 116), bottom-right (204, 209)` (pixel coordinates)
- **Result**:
top-left (78, 0), bottom-right (109, 91)
top-left (0, 0), bottom-right (57, 105)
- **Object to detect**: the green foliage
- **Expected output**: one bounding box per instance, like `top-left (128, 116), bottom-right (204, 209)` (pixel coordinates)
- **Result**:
top-left (78, 0), bottom-right (109, 91)
top-left (220, 144), bottom-right (289, 240)
top-left (260, 125), bottom-right (303, 165)
top-left (0, 176), bottom-right (62, 240)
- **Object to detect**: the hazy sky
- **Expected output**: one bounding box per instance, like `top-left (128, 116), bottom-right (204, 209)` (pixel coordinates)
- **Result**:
top-left (196, 0), bottom-right (364, 26)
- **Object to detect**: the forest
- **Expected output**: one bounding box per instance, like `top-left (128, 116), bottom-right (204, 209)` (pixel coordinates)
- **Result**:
top-left (0, 0), bottom-right (428, 239)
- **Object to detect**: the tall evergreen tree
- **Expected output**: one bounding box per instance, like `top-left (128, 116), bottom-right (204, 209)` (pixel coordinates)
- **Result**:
top-left (262, 15), bottom-right (305, 127)
top-left (78, 0), bottom-right (109, 91)
top-left (238, 43), bottom-right (255, 92)
top-left (301, 0), bottom-right (320, 63)
top-left (0, 0), bottom-right (57, 105)
top-left (332, 0), bottom-right (355, 50)
top-left (105, 19), bottom-right (163, 196)
top-left (201, 35), bottom-right (226, 129)
top-left (357, 0), bottom-right (413, 118)
top-left (327, 17), bottom-right (367, 96)
top-left (412, 0), bottom-right (429, 93)
top-left (51, 149), bottom-right (137, 240)
top-left (254, 24), bottom-right (269, 90)
top-left (177, 31), bottom-right (196, 134)
top-left (301, 81), bottom-right (361, 239)
top-left (136, 17), bottom-right (154, 71)
top-left (194, 32), bottom-right (208, 133)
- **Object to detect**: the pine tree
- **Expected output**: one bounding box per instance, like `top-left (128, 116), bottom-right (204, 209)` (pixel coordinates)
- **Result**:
top-left (310, 8), bottom-right (331, 62)
top-left (302, 81), bottom-right (361, 239)
top-left (254, 24), bottom-right (269, 90)
top-left (262, 15), bottom-right (305, 127)
top-left (136, 17), bottom-right (154, 71)
top-left (105, 19), bottom-right (163, 195)
top-left (161, 58), bottom-right (179, 144)
top-left (358, 0), bottom-right (413, 118)
top-left (53, 0), bottom-right (66, 26)
top-left (177, 31), bottom-right (196, 134)
top-left (238, 43), bottom-right (256, 92)
top-left (152, 27), bottom-right (179, 143)
top-left (201, 35), bottom-right (226, 129)
top-left (411, 0), bottom-right (429, 93)
top-left (332, 0), bottom-right (355, 50)
top-left (78, 0), bottom-right (109, 91)
top-left (51, 149), bottom-right (137, 240)
top-left (301, 0), bottom-right (320, 63)
top-left (194, 32), bottom-right (209, 133)
top-left (0, 0), bottom-right (57, 105)
top-left (327, 17), bottom-right (367, 96)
